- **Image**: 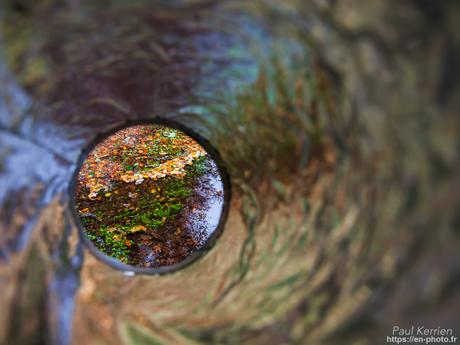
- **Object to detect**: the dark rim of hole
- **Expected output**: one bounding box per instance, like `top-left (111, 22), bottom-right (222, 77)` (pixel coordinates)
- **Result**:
top-left (68, 117), bottom-right (231, 275)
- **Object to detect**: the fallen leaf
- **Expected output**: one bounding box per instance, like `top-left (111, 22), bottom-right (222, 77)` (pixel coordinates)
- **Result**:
top-left (128, 225), bottom-right (146, 233)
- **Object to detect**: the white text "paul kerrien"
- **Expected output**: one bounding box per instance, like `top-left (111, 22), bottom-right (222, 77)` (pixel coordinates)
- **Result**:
top-left (392, 326), bottom-right (453, 336)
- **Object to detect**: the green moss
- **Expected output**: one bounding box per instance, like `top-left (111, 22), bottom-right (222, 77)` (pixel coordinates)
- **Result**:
top-left (136, 183), bottom-right (187, 229)
top-left (164, 179), bottom-right (192, 198)
top-left (87, 226), bottom-right (132, 264)
top-left (186, 155), bottom-right (207, 177)
top-left (113, 209), bottom-right (136, 222)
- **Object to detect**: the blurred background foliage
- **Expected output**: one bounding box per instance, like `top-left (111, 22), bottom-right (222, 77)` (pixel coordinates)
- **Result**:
top-left (0, 0), bottom-right (459, 344)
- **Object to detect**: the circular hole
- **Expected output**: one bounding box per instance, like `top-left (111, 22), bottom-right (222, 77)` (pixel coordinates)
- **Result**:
top-left (69, 119), bottom-right (230, 274)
